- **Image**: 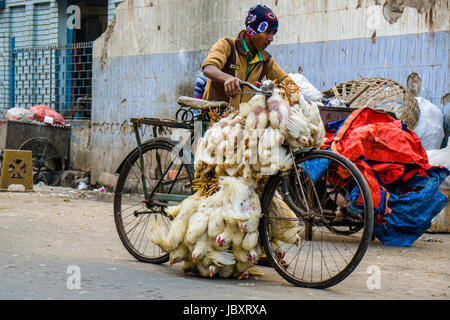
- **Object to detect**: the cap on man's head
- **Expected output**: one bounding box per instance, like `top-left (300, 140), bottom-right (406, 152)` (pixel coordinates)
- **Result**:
top-left (245, 4), bottom-right (278, 36)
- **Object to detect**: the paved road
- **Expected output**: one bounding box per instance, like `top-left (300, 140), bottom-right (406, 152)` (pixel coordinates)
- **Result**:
top-left (0, 186), bottom-right (449, 301)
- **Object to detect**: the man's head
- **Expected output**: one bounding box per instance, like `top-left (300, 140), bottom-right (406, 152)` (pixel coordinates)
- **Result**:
top-left (244, 4), bottom-right (278, 52)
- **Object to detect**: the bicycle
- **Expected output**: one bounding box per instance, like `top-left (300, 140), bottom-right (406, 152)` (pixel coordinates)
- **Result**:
top-left (114, 80), bottom-right (374, 289)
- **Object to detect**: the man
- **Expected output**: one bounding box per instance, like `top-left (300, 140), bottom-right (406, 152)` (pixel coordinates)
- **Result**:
top-left (201, 4), bottom-right (294, 109)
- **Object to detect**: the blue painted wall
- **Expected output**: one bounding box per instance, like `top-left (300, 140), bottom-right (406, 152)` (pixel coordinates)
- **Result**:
top-left (93, 50), bottom-right (206, 123)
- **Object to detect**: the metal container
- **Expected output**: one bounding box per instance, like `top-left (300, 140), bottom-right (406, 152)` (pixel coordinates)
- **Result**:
top-left (318, 106), bottom-right (357, 127)
top-left (0, 120), bottom-right (71, 161)
top-left (318, 106), bottom-right (397, 128)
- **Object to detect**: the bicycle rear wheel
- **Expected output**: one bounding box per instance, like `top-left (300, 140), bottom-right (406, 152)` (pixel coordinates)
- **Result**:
top-left (114, 138), bottom-right (194, 263)
top-left (259, 149), bottom-right (374, 288)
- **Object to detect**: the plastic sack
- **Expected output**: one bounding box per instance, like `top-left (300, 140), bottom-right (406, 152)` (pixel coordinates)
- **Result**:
top-left (288, 73), bottom-right (322, 103)
top-left (427, 137), bottom-right (450, 190)
top-left (5, 107), bottom-right (34, 121)
top-left (412, 97), bottom-right (444, 150)
top-left (443, 105), bottom-right (450, 147)
top-left (30, 105), bottom-right (66, 126)
top-left (29, 104), bottom-right (52, 120)
top-left (372, 169), bottom-right (449, 246)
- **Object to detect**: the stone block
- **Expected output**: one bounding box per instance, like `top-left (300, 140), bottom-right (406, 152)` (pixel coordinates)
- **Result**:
top-left (97, 171), bottom-right (119, 189)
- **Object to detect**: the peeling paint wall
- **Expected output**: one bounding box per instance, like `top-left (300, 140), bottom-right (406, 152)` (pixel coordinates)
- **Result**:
top-left (67, 120), bottom-right (92, 173)
top-left (382, 0), bottom-right (439, 27)
top-left (90, 0), bottom-right (449, 183)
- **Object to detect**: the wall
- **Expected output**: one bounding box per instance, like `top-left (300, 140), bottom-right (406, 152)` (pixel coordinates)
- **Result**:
top-left (66, 119), bottom-right (91, 172)
top-left (90, 0), bottom-right (449, 183)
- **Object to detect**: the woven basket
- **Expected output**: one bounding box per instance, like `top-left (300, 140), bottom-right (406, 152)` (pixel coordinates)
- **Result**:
top-left (322, 78), bottom-right (420, 129)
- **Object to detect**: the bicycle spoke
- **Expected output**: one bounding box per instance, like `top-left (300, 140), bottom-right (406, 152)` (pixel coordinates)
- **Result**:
top-left (114, 140), bottom-right (194, 264)
top-left (261, 150), bottom-right (373, 288)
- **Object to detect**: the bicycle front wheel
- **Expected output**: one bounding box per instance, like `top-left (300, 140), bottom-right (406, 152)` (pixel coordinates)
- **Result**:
top-left (259, 149), bottom-right (374, 288)
top-left (114, 138), bottom-right (194, 263)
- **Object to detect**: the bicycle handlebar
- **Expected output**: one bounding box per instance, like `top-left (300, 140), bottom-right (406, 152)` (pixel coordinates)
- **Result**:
top-left (239, 81), bottom-right (260, 91)
top-left (239, 80), bottom-right (275, 96)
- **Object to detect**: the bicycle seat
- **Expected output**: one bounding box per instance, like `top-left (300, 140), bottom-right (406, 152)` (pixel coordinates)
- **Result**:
top-left (177, 96), bottom-right (228, 110)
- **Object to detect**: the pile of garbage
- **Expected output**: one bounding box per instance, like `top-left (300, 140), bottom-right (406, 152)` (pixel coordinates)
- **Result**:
top-left (301, 73), bottom-right (449, 245)
top-left (3, 105), bottom-right (67, 127)
top-left (322, 107), bottom-right (449, 246)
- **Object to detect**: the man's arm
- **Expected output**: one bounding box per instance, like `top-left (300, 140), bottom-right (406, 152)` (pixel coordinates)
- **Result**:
top-left (203, 65), bottom-right (241, 98)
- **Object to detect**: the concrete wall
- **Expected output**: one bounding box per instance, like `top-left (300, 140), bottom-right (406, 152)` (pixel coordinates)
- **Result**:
top-left (90, 0), bottom-right (449, 183)
top-left (66, 119), bottom-right (91, 172)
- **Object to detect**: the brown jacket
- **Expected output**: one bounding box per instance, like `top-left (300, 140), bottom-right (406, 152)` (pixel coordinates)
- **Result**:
top-left (201, 30), bottom-right (293, 109)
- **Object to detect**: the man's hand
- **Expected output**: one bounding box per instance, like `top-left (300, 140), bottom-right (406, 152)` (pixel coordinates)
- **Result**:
top-left (203, 65), bottom-right (242, 98)
top-left (224, 77), bottom-right (241, 98)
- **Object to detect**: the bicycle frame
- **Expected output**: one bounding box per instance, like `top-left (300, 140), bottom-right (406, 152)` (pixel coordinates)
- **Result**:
top-left (129, 117), bottom-right (208, 204)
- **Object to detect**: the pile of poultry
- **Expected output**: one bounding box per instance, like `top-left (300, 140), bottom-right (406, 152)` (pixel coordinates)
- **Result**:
top-left (148, 82), bottom-right (326, 279)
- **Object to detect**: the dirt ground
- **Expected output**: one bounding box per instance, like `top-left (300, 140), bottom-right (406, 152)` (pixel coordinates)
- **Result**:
top-left (0, 184), bottom-right (449, 300)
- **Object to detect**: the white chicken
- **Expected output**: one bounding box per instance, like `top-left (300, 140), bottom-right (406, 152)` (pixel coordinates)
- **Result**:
top-left (218, 264), bottom-right (235, 278)
top-left (215, 222), bottom-right (234, 249)
top-left (269, 196), bottom-right (301, 246)
top-left (220, 176), bottom-right (257, 222)
top-left (239, 102), bottom-right (252, 118)
top-left (247, 244), bottom-right (262, 264)
top-left (192, 234), bottom-right (236, 278)
top-left (266, 93), bottom-right (292, 130)
top-left (207, 207), bottom-right (226, 239)
top-left (169, 243), bottom-right (190, 266)
top-left (257, 127), bottom-right (293, 175)
top-left (191, 233), bottom-right (213, 264)
top-left (233, 261), bottom-right (254, 280)
top-left (215, 220), bottom-right (246, 250)
top-left (163, 193), bottom-right (204, 251)
top-left (182, 260), bottom-right (197, 274)
top-left (184, 205), bottom-right (211, 245)
top-left (244, 111), bottom-right (258, 130)
top-left (197, 263), bottom-right (217, 278)
top-left (309, 101), bottom-right (326, 147)
top-left (284, 109), bottom-right (311, 149)
top-left (242, 231), bottom-right (259, 251)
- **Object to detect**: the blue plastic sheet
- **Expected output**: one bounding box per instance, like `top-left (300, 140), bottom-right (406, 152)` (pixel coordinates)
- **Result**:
top-left (301, 158), bottom-right (332, 181)
top-left (372, 168), bottom-right (449, 246)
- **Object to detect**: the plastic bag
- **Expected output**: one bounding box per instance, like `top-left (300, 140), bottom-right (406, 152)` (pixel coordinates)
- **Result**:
top-left (288, 73), bottom-right (322, 103)
top-left (412, 97), bottom-right (444, 150)
top-left (427, 137), bottom-right (450, 190)
top-left (5, 107), bottom-right (34, 121)
top-left (443, 105), bottom-right (449, 146)
top-left (30, 105), bottom-right (66, 126)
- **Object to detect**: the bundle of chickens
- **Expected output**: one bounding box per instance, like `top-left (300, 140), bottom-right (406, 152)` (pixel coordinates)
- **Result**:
top-left (148, 83), bottom-right (326, 280)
